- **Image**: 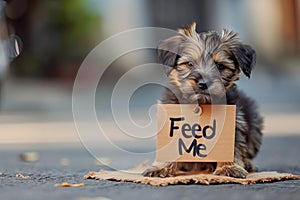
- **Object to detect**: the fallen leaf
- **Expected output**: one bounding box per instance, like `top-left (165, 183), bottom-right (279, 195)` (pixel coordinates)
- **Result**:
top-left (19, 152), bottom-right (39, 162)
top-left (55, 182), bottom-right (85, 187)
top-left (16, 173), bottom-right (30, 179)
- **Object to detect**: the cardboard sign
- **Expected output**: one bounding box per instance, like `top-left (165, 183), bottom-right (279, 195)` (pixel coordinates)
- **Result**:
top-left (156, 104), bottom-right (236, 162)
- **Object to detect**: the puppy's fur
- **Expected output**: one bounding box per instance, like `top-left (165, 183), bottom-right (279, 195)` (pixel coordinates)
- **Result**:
top-left (143, 23), bottom-right (263, 178)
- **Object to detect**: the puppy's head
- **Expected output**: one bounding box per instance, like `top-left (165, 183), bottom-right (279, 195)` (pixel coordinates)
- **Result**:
top-left (158, 22), bottom-right (256, 104)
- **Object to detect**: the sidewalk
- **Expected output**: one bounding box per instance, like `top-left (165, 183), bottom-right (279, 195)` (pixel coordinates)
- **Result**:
top-left (1, 111), bottom-right (300, 145)
top-left (1, 77), bottom-right (300, 150)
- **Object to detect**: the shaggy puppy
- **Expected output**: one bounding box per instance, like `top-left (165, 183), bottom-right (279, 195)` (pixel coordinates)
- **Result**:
top-left (143, 23), bottom-right (263, 178)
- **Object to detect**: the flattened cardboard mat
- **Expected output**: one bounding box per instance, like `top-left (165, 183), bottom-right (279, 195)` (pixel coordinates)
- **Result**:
top-left (84, 163), bottom-right (300, 186)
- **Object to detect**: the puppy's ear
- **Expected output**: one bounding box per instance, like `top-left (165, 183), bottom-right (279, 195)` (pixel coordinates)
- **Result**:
top-left (158, 22), bottom-right (197, 75)
top-left (221, 29), bottom-right (256, 78)
top-left (232, 44), bottom-right (256, 78)
top-left (178, 22), bottom-right (198, 39)
top-left (157, 35), bottom-right (183, 75)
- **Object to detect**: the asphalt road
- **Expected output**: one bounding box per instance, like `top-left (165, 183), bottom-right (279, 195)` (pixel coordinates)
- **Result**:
top-left (0, 135), bottom-right (299, 200)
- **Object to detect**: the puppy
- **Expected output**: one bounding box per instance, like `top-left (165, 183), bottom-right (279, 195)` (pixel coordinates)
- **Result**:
top-left (143, 23), bottom-right (263, 178)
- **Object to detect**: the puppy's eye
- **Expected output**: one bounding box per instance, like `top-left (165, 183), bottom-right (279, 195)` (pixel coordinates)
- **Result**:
top-left (187, 61), bottom-right (194, 67)
top-left (216, 63), bottom-right (225, 71)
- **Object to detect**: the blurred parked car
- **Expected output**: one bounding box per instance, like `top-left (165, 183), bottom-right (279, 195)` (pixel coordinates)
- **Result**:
top-left (0, 0), bottom-right (23, 105)
top-left (0, 0), bottom-right (8, 103)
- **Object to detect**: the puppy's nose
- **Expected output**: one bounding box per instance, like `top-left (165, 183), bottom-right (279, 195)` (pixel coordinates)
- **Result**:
top-left (198, 80), bottom-right (208, 90)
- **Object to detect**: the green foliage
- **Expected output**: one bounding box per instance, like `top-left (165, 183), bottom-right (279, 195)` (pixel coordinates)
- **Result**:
top-left (47, 0), bottom-right (101, 56)
top-left (12, 0), bottom-right (102, 77)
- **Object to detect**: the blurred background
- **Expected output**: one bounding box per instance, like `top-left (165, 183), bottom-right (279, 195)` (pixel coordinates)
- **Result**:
top-left (0, 0), bottom-right (300, 145)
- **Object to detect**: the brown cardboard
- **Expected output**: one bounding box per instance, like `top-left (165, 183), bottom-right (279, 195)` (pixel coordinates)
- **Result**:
top-left (84, 162), bottom-right (300, 186)
top-left (156, 104), bottom-right (236, 162)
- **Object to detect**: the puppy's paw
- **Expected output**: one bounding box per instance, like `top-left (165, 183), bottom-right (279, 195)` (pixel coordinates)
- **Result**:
top-left (213, 164), bottom-right (248, 179)
top-left (244, 159), bottom-right (258, 172)
top-left (142, 166), bottom-right (174, 178)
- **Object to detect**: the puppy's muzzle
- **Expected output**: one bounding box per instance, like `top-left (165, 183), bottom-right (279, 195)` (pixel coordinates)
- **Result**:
top-left (198, 79), bottom-right (208, 90)
top-left (189, 71), bottom-right (212, 91)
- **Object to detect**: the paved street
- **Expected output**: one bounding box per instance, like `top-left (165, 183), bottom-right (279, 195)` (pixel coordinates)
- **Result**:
top-left (0, 135), bottom-right (299, 200)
